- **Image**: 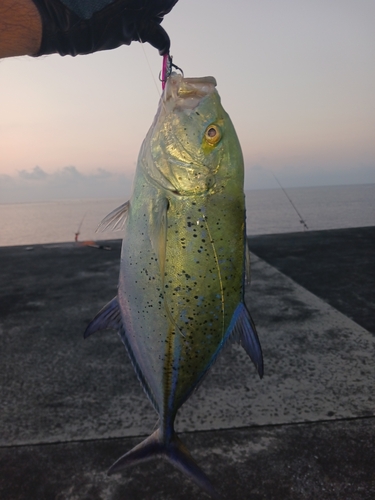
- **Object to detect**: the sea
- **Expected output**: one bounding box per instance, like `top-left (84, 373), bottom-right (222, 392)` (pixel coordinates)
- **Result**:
top-left (0, 184), bottom-right (374, 247)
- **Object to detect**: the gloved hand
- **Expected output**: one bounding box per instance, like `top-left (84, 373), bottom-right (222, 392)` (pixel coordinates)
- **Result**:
top-left (32, 0), bottom-right (178, 57)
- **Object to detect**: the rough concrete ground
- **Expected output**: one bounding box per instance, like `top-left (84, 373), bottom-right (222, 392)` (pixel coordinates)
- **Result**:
top-left (0, 227), bottom-right (374, 499)
top-left (1, 419), bottom-right (374, 500)
top-left (248, 226), bottom-right (375, 334)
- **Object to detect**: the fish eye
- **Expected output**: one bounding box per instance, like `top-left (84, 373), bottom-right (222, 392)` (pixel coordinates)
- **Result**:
top-left (204, 124), bottom-right (221, 145)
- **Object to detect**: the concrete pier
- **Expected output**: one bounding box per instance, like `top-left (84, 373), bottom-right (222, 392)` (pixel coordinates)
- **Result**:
top-left (0, 227), bottom-right (374, 499)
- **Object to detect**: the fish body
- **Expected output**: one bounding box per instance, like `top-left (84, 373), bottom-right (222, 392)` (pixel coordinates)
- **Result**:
top-left (85, 74), bottom-right (263, 498)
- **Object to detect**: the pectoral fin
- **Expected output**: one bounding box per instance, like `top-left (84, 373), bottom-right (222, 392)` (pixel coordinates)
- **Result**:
top-left (84, 297), bottom-right (159, 412)
top-left (97, 201), bottom-right (130, 232)
top-left (230, 303), bottom-right (263, 378)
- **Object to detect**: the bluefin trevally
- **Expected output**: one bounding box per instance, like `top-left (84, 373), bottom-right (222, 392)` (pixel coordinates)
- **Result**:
top-left (85, 74), bottom-right (263, 499)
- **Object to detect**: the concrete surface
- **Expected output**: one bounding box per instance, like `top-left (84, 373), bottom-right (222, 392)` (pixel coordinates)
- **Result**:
top-left (0, 227), bottom-right (374, 499)
top-left (248, 226), bottom-right (375, 334)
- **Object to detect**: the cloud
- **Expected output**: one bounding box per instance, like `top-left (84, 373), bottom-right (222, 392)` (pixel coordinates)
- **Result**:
top-left (0, 174), bottom-right (12, 183)
top-left (14, 165), bottom-right (117, 184)
top-left (49, 166), bottom-right (114, 183)
top-left (56, 165), bottom-right (84, 180)
top-left (0, 165), bottom-right (133, 203)
top-left (2, 163), bottom-right (374, 203)
top-left (18, 165), bottom-right (48, 181)
top-left (94, 168), bottom-right (112, 179)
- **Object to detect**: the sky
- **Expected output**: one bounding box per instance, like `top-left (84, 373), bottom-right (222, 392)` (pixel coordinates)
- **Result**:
top-left (1, 0), bottom-right (375, 203)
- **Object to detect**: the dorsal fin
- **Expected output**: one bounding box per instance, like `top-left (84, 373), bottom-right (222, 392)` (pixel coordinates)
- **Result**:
top-left (97, 201), bottom-right (130, 232)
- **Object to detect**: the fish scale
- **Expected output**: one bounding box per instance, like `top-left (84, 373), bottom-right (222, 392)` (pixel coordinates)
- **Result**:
top-left (85, 74), bottom-right (263, 499)
top-left (163, 196), bottom-right (245, 398)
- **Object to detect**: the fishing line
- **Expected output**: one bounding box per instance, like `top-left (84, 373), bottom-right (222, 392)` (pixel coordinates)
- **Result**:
top-left (165, 300), bottom-right (186, 339)
top-left (269, 170), bottom-right (309, 230)
top-left (203, 214), bottom-right (225, 342)
top-left (135, 47), bottom-right (220, 342)
top-left (137, 42), bottom-right (202, 168)
top-left (75, 212), bottom-right (86, 241)
top-left (137, 32), bottom-right (163, 100)
top-left (136, 39), bottom-right (193, 340)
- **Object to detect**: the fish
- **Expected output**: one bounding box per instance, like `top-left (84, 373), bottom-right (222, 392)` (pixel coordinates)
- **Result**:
top-left (85, 73), bottom-right (263, 499)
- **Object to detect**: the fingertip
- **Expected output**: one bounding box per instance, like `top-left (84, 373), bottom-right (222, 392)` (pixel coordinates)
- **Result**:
top-left (139, 22), bottom-right (170, 55)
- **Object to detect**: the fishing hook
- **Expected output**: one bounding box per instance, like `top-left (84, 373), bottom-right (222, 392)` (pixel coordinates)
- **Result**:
top-left (160, 54), bottom-right (184, 89)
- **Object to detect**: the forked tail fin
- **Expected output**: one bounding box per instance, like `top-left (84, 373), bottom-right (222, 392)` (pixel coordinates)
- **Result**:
top-left (107, 428), bottom-right (222, 499)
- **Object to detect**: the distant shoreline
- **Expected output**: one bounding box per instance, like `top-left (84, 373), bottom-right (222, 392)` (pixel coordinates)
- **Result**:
top-left (0, 225), bottom-right (373, 250)
top-left (1, 184), bottom-right (374, 247)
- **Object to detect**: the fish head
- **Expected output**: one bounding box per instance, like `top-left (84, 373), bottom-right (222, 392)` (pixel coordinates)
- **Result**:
top-left (142, 74), bottom-right (244, 196)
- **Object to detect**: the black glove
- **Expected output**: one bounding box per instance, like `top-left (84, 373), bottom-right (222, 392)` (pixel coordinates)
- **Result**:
top-left (32, 0), bottom-right (179, 57)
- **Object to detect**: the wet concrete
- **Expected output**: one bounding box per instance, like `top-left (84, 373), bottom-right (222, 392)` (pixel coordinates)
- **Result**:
top-left (0, 227), bottom-right (374, 499)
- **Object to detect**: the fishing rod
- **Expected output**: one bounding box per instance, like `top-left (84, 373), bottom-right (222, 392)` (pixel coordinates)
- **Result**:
top-left (269, 170), bottom-right (309, 231)
top-left (75, 213), bottom-right (86, 242)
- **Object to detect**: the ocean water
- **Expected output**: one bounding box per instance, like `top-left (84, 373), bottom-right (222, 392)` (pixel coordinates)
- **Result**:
top-left (0, 184), bottom-right (374, 247)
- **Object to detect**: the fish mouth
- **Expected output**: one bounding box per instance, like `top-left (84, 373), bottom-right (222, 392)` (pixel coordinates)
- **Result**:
top-left (164, 74), bottom-right (217, 109)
